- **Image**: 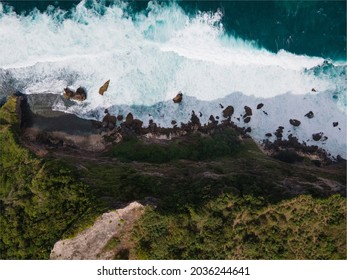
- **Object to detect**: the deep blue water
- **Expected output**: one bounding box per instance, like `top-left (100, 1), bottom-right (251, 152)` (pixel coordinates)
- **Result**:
top-left (1, 0), bottom-right (346, 60)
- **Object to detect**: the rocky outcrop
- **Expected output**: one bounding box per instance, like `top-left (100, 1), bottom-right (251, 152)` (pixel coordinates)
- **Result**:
top-left (173, 92), bottom-right (183, 103)
top-left (305, 111), bottom-right (314, 119)
top-left (244, 106), bottom-right (252, 116)
top-left (222, 105), bottom-right (234, 118)
top-left (312, 132), bottom-right (324, 141)
top-left (125, 113), bottom-right (134, 126)
top-left (256, 103), bottom-right (264, 109)
top-left (243, 116), bottom-right (251, 123)
top-left (63, 87), bottom-right (87, 101)
top-left (99, 80), bottom-right (110, 96)
top-left (50, 202), bottom-right (144, 260)
top-left (289, 119), bottom-right (301, 127)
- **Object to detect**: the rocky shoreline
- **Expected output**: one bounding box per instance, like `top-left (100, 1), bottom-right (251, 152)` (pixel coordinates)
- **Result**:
top-left (7, 92), bottom-right (344, 167)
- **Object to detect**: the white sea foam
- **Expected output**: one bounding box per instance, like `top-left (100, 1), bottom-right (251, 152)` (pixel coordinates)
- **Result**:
top-left (0, 0), bottom-right (346, 157)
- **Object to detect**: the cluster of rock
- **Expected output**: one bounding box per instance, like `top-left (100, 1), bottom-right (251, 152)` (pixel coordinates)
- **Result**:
top-left (63, 87), bottom-right (87, 101)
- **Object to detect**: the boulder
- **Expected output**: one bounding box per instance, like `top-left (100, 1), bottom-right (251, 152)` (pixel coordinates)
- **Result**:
top-left (304, 111), bottom-right (314, 118)
top-left (63, 88), bottom-right (74, 99)
top-left (333, 122), bottom-right (338, 127)
top-left (125, 113), bottom-right (134, 126)
top-left (256, 103), bottom-right (264, 109)
top-left (289, 119), bottom-right (301, 127)
top-left (244, 106), bottom-right (252, 116)
top-left (265, 133), bottom-right (272, 137)
top-left (222, 105), bottom-right (234, 118)
top-left (171, 120), bottom-right (177, 125)
top-left (99, 80), bottom-right (110, 96)
top-left (312, 132), bottom-right (323, 141)
top-left (244, 127), bottom-right (252, 133)
top-left (243, 116), bottom-right (251, 123)
top-left (173, 92), bottom-right (183, 103)
top-left (190, 111), bottom-right (201, 127)
top-left (74, 87), bottom-right (87, 101)
top-left (117, 115), bottom-right (123, 121)
top-left (132, 119), bottom-right (143, 130)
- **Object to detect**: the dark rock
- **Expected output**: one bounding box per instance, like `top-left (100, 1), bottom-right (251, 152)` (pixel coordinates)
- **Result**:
top-left (216, 116), bottom-right (219, 120)
top-left (132, 119), bottom-right (143, 130)
top-left (99, 80), bottom-right (110, 96)
top-left (236, 118), bottom-right (240, 121)
top-left (63, 88), bottom-right (74, 99)
top-left (219, 103), bottom-right (224, 109)
top-left (304, 111), bottom-right (314, 119)
top-left (265, 133), bottom-right (272, 137)
top-left (244, 106), bottom-right (252, 116)
top-left (256, 103), bottom-right (264, 109)
top-left (311, 88), bottom-right (317, 92)
top-left (190, 111), bottom-right (201, 127)
top-left (125, 113), bottom-right (134, 126)
top-left (243, 116), bottom-right (251, 123)
top-left (333, 122), bottom-right (338, 127)
top-left (171, 120), bottom-right (177, 125)
top-left (104, 109), bottom-right (109, 114)
top-left (279, 126), bottom-right (284, 130)
top-left (173, 92), bottom-right (183, 103)
top-left (289, 119), bottom-right (301, 127)
top-left (263, 111), bottom-right (268, 115)
top-left (222, 105), bottom-right (234, 118)
top-left (244, 127), bottom-right (252, 133)
top-left (312, 132), bottom-right (323, 141)
top-left (74, 87), bottom-right (87, 101)
top-left (117, 115), bottom-right (123, 121)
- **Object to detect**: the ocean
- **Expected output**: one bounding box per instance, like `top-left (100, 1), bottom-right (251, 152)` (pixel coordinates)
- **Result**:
top-left (0, 0), bottom-right (346, 157)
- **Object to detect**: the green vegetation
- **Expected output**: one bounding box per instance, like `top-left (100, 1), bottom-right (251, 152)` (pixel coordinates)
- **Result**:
top-left (0, 96), bottom-right (346, 260)
top-left (107, 129), bottom-right (241, 163)
top-left (133, 194), bottom-right (346, 260)
top-left (0, 97), bottom-right (95, 259)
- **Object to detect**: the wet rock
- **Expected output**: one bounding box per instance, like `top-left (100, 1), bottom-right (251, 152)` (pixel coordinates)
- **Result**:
top-left (63, 88), bottom-right (74, 99)
top-left (216, 116), bottom-right (219, 120)
top-left (256, 103), bottom-right (264, 109)
top-left (333, 122), bottom-right (338, 127)
top-left (275, 126), bottom-right (284, 139)
top-left (244, 127), bottom-right (252, 133)
top-left (305, 111), bottom-right (314, 119)
top-left (132, 119), bottom-right (143, 131)
top-left (265, 133), bottom-right (272, 137)
top-left (117, 115), bottom-right (123, 121)
top-left (63, 87), bottom-right (87, 101)
top-left (222, 105), bottom-right (234, 118)
top-left (74, 87), bottom-right (87, 101)
top-left (312, 132), bottom-right (323, 141)
top-left (190, 111), bottom-right (201, 127)
top-left (125, 113), bottom-right (134, 126)
top-left (244, 106), bottom-right (252, 116)
top-left (173, 92), bottom-right (183, 103)
top-left (171, 120), bottom-right (177, 125)
top-left (289, 119), bottom-right (301, 127)
top-left (311, 88), bottom-right (317, 92)
top-left (99, 80), bottom-right (110, 96)
top-left (243, 116), bottom-right (251, 123)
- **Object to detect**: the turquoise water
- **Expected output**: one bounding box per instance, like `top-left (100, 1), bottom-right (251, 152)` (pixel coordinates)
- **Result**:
top-left (2, 0), bottom-right (346, 60)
